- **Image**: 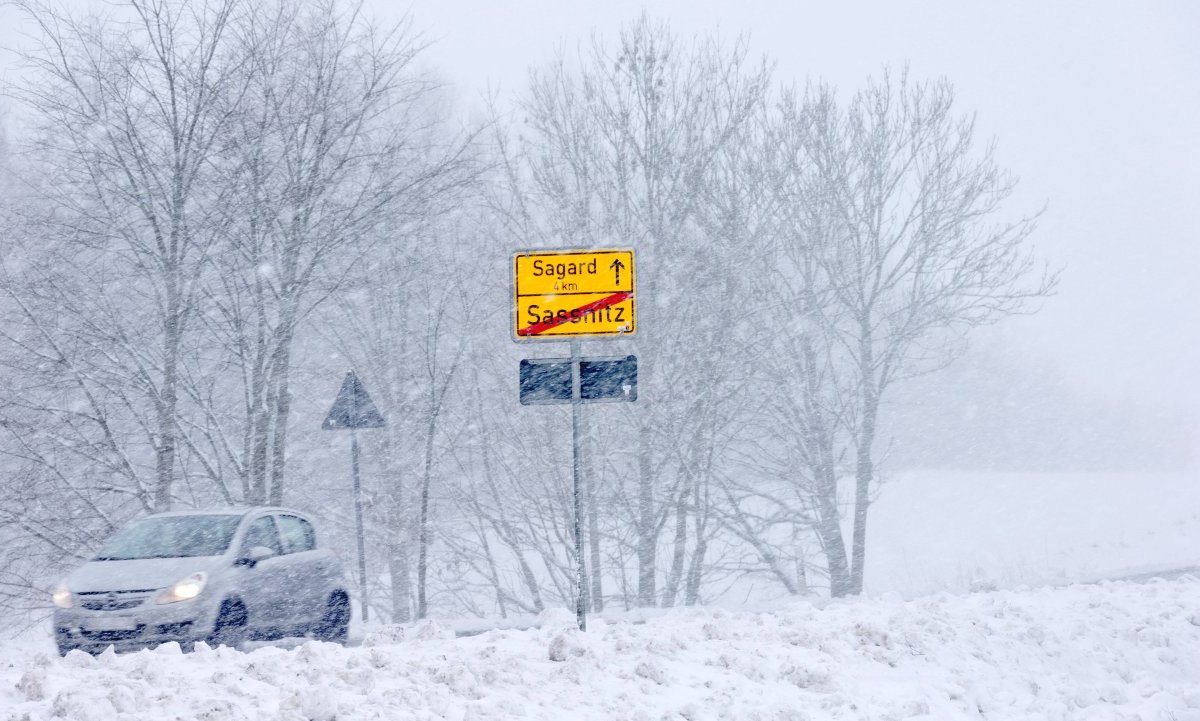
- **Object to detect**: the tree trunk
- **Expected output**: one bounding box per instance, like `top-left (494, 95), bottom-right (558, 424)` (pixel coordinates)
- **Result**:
top-left (850, 382), bottom-right (878, 595)
top-left (661, 479), bottom-right (689, 607)
top-left (849, 326), bottom-right (878, 595)
top-left (267, 317), bottom-right (297, 506)
top-left (245, 239), bottom-right (269, 505)
top-left (267, 372), bottom-right (291, 506)
top-left (154, 286), bottom-right (182, 512)
top-left (416, 410), bottom-right (437, 620)
top-left (684, 535), bottom-right (706, 606)
top-left (816, 419), bottom-right (852, 596)
top-left (587, 448), bottom-right (603, 613)
top-left (685, 428), bottom-right (715, 606)
top-left (247, 397), bottom-right (269, 504)
top-left (387, 410), bottom-right (411, 623)
top-left (388, 530), bottom-right (412, 623)
top-left (815, 483), bottom-right (852, 597)
top-left (386, 419), bottom-right (412, 623)
top-left (636, 428), bottom-right (657, 607)
top-left (796, 332), bottom-right (853, 597)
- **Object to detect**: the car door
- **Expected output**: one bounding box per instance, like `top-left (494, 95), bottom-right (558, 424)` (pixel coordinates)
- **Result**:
top-left (274, 513), bottom-right (328, 625)
top-left (234, 514), bottom-right (289, 630)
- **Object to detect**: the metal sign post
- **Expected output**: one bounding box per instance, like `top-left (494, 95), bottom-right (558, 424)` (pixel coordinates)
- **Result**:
top-left (350, 427), bottom-right (367, 622)
top-left (322, 370), bottom-right (386, 623)
top-left (570, 340), bottom-right (589, 630)
top-left (518, 352), bottom-right (637, 629)
top-left (513, 248), bottom-right (638, 632)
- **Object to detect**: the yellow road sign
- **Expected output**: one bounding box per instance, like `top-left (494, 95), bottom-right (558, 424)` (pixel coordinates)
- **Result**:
top-left (513, 249), bottom-right (635, 340)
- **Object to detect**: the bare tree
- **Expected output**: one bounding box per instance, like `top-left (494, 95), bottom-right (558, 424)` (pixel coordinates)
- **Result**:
top-left (766, 70), bottom-right (1056, 595)
top-left (0, 0), bottom-right (479, 616)
top-left (201, 0), bottom-right (477, 506)
top-left (10, 0), bottom-right (248, 510)
top-left (0, 4), bottom-right (1061, 622)
top-left (318, 209), bottom-right (484, 622)
top-left (501, 16), bottom-right (772, 607)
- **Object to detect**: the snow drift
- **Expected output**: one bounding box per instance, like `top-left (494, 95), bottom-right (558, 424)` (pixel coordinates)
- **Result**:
top-left (3, 577), bottom-right (1198, 720)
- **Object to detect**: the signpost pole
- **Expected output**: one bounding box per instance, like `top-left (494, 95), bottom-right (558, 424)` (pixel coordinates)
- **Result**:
top-left (351, 426), bottom-right (369, 623)
top-left (570, 339), bottom-right (588, 631)
top-left (513, 249), bottom-right (636, 632)
top-left (323, 369), bottom-right (384, 625)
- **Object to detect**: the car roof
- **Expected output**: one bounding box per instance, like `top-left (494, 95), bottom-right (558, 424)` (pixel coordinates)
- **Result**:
top-left (141, 506), bottom-right (310, 519)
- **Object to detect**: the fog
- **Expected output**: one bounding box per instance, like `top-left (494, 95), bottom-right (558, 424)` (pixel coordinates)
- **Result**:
top-left (0, 0), bottom-right (1194, 627)
top-left (374, 0), bottom-right (1200, 468)
top-left (2, 0), bottom-right (1194, 470)
top-left (0, 10), bottom-right (1196, 715)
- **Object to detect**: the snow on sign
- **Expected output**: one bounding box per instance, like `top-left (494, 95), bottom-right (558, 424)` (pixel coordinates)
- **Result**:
top-left (513, 249), bottom-right (635, 340)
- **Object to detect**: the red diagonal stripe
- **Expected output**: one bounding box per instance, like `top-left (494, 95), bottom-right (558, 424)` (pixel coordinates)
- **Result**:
top-left (518, 291), bottom-right (632, 336)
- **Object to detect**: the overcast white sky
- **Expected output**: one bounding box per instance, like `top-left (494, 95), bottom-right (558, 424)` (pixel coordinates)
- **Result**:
top-left (2, 1), bottom-right (1197, 427)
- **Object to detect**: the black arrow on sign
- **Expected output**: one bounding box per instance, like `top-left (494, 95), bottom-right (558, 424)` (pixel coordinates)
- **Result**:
top-left (610, 258), bottom-right (625, 287)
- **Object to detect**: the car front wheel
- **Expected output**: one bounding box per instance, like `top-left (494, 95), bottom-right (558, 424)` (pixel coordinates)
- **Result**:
top-left (207, 598), bottom-right (247, 649)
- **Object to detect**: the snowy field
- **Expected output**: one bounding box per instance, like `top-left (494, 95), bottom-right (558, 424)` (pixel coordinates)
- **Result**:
top-left (2, 580), bottom-right (1199, 720)
top-left (2, 470), bottom-right (1198, 720)
top-left (864, 471), bottom-right (1200, 596)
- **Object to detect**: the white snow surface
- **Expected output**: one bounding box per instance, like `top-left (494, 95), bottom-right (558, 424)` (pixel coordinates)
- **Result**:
top-left (3, 578), bottom-right (1199, 721)
top-left (865, 471), bottom-right (1200, 596)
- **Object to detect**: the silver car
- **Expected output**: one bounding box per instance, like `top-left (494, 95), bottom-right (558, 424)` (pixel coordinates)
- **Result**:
top-left (51, 507), bottom-right (350, 655)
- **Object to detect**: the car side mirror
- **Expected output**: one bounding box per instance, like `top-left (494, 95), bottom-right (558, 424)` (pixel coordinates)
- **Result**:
top-left (235, 545), bottom-right (276, 568)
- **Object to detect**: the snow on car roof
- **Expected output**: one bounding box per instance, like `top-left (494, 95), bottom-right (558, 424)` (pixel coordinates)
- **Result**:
top-left (142, 507), bottom-right (309, 519)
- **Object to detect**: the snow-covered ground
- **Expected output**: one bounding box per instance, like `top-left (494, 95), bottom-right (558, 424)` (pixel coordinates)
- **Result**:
top-left (865, 471), bottom-right (1200, 596)
top-left (2, 579), bottom-right (1199, 720)
top-left (3, 470), bottom-right (1198, 720)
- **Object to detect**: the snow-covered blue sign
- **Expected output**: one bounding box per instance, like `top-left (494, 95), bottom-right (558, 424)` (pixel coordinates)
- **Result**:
top-left (519, 356), bottom-right (637, 405)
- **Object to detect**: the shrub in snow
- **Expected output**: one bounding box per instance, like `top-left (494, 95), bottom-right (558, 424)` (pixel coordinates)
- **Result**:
top-left (362, 619), bottom-right (452, 647)
top-left (412, 619), bottom-right (455, 641)
top-left (362, 624), bottom-right (408, 647)
top-left (633, 658), bottom-right (666, 685)
top-left (17, 668), bottom-right (45, 701)
top-left (781, 663), bottom-right (832, 690)
top-left (548, 630), bottom-right (591, 662)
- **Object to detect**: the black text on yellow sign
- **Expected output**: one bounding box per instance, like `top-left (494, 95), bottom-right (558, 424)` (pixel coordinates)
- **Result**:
top-left (513, 249), bottom-right (635, 339)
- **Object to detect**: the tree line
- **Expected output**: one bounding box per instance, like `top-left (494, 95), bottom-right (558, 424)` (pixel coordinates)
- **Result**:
top-left (0, 1), bottom-right (1053, 623)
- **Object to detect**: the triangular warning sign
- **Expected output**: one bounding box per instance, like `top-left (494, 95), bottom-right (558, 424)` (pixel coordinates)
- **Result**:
top-left (322, 370), bottom-right (386, 430)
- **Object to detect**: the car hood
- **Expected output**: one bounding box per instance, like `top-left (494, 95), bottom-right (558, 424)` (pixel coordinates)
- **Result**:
top-left (65, 556), bottom-right (224, 593)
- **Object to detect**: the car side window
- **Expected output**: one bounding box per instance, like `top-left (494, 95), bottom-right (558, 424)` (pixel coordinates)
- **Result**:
top-left (240, 516), bottom-right (282, 556)
top-left (276, 515), bottom-right (316, 554)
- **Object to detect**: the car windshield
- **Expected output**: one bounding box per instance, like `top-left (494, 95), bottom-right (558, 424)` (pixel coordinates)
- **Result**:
top-left (94, 515), bottom-right (243, 560)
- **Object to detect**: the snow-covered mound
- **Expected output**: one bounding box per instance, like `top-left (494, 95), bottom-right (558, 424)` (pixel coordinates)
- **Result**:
top-left (3, 579), bottom-right (1198, 720)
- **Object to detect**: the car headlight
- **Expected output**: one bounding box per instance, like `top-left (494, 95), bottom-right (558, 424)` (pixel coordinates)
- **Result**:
top-left (156, 572), bottom-right (207, 605)
top-left (52, 585), bottom-right (72, 609)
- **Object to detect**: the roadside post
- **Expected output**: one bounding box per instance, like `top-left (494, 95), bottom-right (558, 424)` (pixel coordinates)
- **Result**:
top-left (513, 249), bottom-right (638, 631)
top-left (322, 370), bottom-right (386, 623)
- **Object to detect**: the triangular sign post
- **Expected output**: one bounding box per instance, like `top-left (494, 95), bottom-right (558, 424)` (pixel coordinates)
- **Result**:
top-left (322, 370), bottom-right (385, 430)
top-left (322, 370), bottom-right (385, 623)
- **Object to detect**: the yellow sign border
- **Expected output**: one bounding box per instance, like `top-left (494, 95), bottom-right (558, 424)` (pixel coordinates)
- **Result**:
top-left (512, 248), bottom-right (636, 341)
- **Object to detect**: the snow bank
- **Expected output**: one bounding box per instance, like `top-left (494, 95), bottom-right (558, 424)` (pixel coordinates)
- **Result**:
top-left (3, 578), bottom-right (1198, 720)
top-left (865, 471), bottom-right (1200, 596)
